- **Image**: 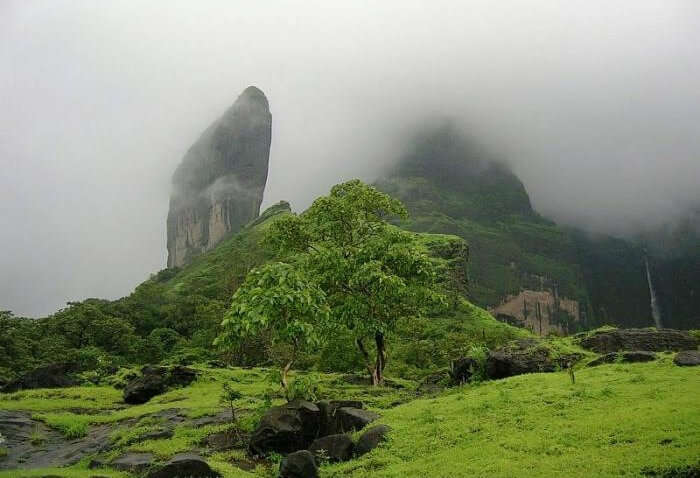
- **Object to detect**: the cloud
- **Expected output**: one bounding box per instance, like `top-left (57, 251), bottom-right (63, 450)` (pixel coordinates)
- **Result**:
top-left (1, 0), bottom-right (698, 316)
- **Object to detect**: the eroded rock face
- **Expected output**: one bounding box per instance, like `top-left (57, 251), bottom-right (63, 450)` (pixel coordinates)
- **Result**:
top-left (579, 328), bottom-right (699, 353)
top-left (167, 86), bottom-right (272, 268)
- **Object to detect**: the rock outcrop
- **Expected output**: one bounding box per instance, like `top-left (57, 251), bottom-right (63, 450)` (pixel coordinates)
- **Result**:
top-left (123, 365), bottom-right (197, 404)
top-left (1, 362), bottom-right (79, 393)
top-left (586, 351), bottom-right (657, 367)
top-left (491, 289), bottom-right (580, 336)
top-left (579, 328), bottom-right (699, 353)
top-left (166, 86), bottom-right (272, 268)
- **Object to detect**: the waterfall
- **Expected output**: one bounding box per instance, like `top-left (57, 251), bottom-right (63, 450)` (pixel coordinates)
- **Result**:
top-left (644, 255), bottom-right (663, 328)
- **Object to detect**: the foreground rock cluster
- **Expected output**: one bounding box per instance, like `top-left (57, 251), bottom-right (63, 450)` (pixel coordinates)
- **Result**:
top-left (247, 399), bottom-right (389, 477)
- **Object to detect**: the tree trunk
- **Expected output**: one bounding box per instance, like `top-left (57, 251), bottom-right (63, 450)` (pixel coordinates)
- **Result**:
top-left (356, 337), bottom-right (382, 386)
top-left (374, 331), bottom-right (386, 385)
top-left (281, 360), bottom-right (293, 392)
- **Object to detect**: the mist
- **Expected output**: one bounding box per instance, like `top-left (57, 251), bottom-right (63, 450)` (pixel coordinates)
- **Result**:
top-left (1, 1), bottom-right (699, 317)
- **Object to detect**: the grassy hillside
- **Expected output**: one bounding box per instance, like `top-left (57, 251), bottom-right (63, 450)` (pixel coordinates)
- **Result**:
top-left (2, 358), bottom-right (697, 478)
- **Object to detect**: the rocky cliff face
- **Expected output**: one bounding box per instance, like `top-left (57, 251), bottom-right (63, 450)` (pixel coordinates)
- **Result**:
top-left (490, 290), bottom-right (580, 336)
top-left (166, 86), bottom-right (272, 268)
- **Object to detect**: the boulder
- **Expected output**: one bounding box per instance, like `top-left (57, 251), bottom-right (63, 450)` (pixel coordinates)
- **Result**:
top-left (315, 400), bottom-right (363, 436)
top-left (674, 350), bottom-right (700, 367)
top-left (147, 453), bottom-right (219, 478)
top-left (579, 328), bottom-right (698, 353)
top-left (249, 400), bottom-right (321, 456)
top-left (110, 453), bottom-right (155, 472)
top-left (587, 351), bottom-right (657, 367)
top-left (308, 434), bottom-right (354, 463)
top-left (335, 408), bottom-right (380, 433)
top-left (278, 450), bottom-right (318, 478)
top-left (2, 363), bottom-right (78, 393)
top-left (485, 341), bottom-right (557, 379)
top-left (123, 366), bottom-right (197, 404)
top-left (354, 425), bottom-right (391, 457)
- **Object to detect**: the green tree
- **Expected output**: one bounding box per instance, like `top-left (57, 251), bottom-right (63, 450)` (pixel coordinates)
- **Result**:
top-left (215, 262), bottom-right (329, 391)
top-left (266, 180), bottom-right (445, 385)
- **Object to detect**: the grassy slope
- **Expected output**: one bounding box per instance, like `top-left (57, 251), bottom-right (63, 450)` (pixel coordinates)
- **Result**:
top-left (327, 359), bottom-right (699, 478)
top-left (3, 359), bottom-right (697, 478)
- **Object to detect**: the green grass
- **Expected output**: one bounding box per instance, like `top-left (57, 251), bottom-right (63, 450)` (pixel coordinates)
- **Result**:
top-left (324, 360), bottom-right (700, 478)
top-left (2, 359), bottom-right (697, 477)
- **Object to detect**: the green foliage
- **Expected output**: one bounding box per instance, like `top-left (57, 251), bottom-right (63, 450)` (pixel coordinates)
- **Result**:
top-left (283, 373), bottom-right (322, 402)
top-left (220, 382), bottom-right (243, 423)
top-left (263, 180), bottom-right (446, 384)
top-left (216, 261), bottom-right (330, 389)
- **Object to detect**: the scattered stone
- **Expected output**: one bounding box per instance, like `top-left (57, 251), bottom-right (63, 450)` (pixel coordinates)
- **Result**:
top-left (123, 365), bottom-right (197, 404)
top-left (579, 328), bottom-right (698, 354)
top-left (2, 363), bottom-right (79, 393)
top-left (191, 409), bottom-right (233, 427)
top-left (673, 350), bottom-right (700, 367)
top-left (206, 430), bottom-right (240, 451)
top-left (111, 453), bottom-right (155, 472)
top-left (335, 408), bottom-right (379, 433)
top-left (248, 400), bottom-right (320, 456)
top-left (587, 351), bottom-right (657, 367)
top-left (279, 450), bottom-right (319, 478)
top-left (354, 425), bottom-right (391, 457)
top-left (308, 434), bottom-right (354, 463)
top-left (147, 453), bottom-right (219, 478)
top-left (315, 400), bottom-right (363, 436)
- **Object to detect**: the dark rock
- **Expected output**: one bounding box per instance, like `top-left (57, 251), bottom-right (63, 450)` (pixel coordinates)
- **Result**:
top-left (206, 430), bottom-right (240, 451)
top-left (249, 400), bottom-right (321, 456)
top-left (674, 350), bottom-right (700, 366)
top-left (485, 341), bottom-right (557, 379)
top-left (354, 425), bottom-right (391, 457)
top-left (147, 453), bottom-right (219, 478)
top-left (587, 351), bottom-right (657, 367)
top-left (335, 408), bottom-right (380, 433)
top-left (308, 434), bottom-right (354, 463)
top-left (123, 366), bottom-right (197, 404)
top-left (2, 363), bottom-right (78, 393)
top-left (191, 409), bottom-right (233, 427)
top-left (140, 428), bottom-right (174, 441)
top-left (579, 328), bottom-right (698, 353)
top-left (279, 450), bottom-right (318, 478)
top-left (449, 357), bottom-right (479, 384)
top-left (166, 86), bottom-right (272, 268)
top-left (111, 453), bottom-right (155, 472)
top-left (315, 400), bottom-right (363, 436)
